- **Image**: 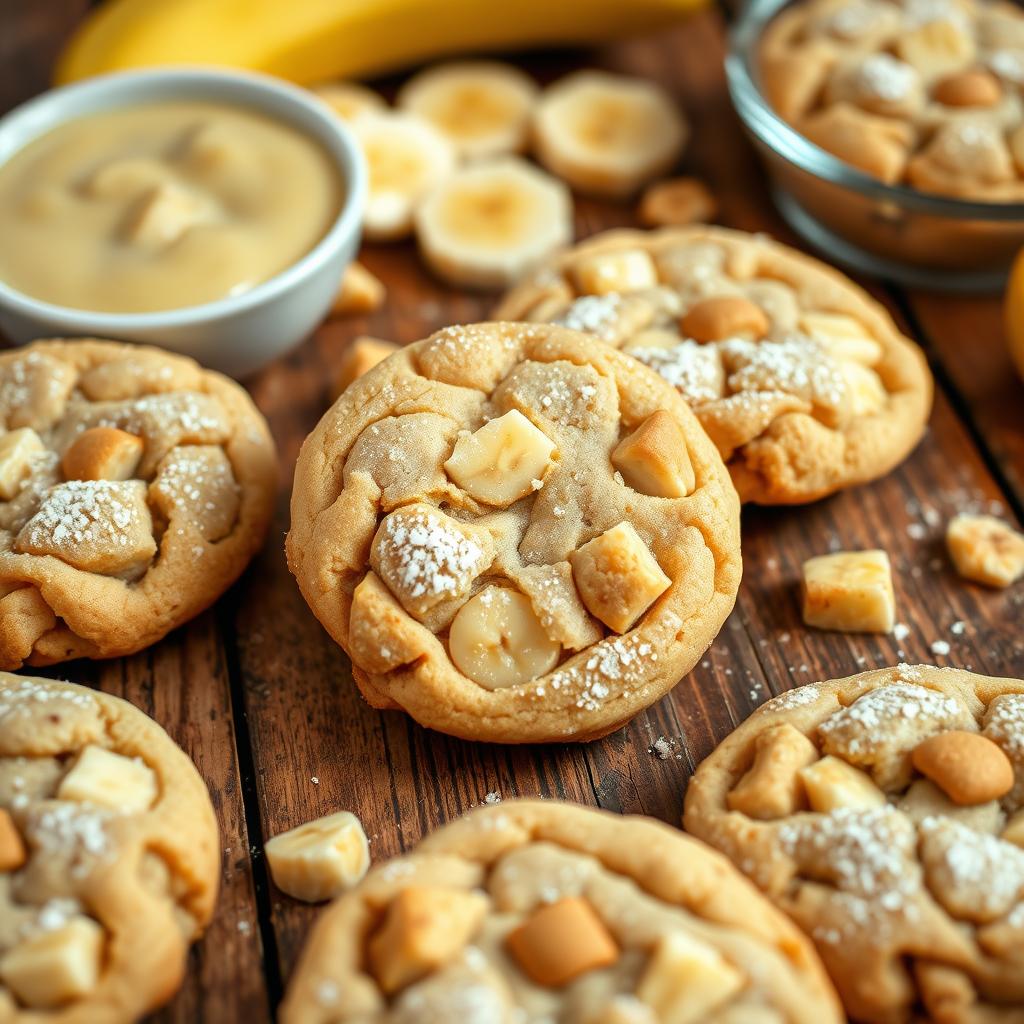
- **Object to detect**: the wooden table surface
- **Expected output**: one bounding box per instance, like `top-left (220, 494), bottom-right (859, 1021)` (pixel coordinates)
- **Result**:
top-left (3, 2), bottom-right (1023, 1021)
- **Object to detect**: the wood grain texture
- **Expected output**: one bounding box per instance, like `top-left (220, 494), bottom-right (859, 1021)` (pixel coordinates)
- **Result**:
top-left (1, 2), bottom-right (1022, 1021)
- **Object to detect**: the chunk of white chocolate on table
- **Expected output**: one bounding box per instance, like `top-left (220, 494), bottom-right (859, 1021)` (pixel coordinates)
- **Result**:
top-left (612, 410), bottom-right (695, 498)
top-left (799, 755), bottom-right (887, 812)
top-left (15, 479), bottom-right (156, 578)
top-left (572, 248), bottom-right (659, 295)
top-left (61, 426), bottom-right (143, 482)
top-left (636, 930), bottom-right (746, 1024)
top-left (727, 723), bottom-right (819, 819)
top-left (0, 428), bottom-right (45, 500)
top-left (371, 503), bottom-right (494, 620)
top-left (57, 744), bottom-right (157, 813)
top-left (448, 586), bottom-right (561, 689)
top-left (570, 522), bottom-right (670, 633)
top-left (505, 896), bottom-right (619, 988)
top-left (801, 549), bottom-right (895, 634)
top-left (0, 916), bottom-right (103, 1009)
top-left (369, 886), bottom-right (488, 994)
top-left (946, 513), bottom-right (1024, 588)
top-left (265, 811), bottom-right (370, 903)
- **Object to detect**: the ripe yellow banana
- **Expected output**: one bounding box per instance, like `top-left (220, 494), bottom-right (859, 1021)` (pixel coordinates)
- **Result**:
top-left (56, 0), bottom-right (707, 86)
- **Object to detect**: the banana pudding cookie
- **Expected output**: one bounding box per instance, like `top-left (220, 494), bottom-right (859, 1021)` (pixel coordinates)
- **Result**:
top-left (0, 673), bottom-right (218, 1021)
top-left (495, 226), bottom-right (932, 505)
top-left (280, 800), bottom-right (842, 1023)
top-left (0, 339), bottom-right (277, 669)
top-left (287, 321), bottom-right (741, 743)
top-left (760, 0), bottom-right (1024, 199)
top-left (684, 665), bottom-right (1024, 1023)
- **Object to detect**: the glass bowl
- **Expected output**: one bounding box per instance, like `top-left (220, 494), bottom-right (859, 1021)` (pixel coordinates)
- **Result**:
top-left (727, 0), bottom-right (1024, 292)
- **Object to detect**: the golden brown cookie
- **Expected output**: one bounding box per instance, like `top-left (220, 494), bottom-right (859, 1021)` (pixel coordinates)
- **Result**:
top-left (287, 321), bottom-right (741, 743)
top-left (0, 673), bottom-right (219, 1022)
top-left (760, 0), bottom-right (1024, 199)
top-left (280, 800), bottom-right (842, 1023)
top-left (0, 339), bottom-right (277, 668)
top-left (684, 664), bottom-right (1024, 1023)
top-left (494, 226), bottom-right (933, 505)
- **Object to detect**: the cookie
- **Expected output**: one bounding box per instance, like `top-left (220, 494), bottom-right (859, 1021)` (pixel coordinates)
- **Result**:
top-left (0, 339), bottom-right (277, 668)
top-left (0, 673), bottom-right (219, 1020)
top-left (286, 321), bottom-right (741, 743)
top-left (759, 0), bottom-right (1024, 199)
top-left (684, 664), bottom-right (1024, 1023)
top-left (494, 226), bottom-right (933, 505)
top-left (279, 800), bottom-right (842, 1023)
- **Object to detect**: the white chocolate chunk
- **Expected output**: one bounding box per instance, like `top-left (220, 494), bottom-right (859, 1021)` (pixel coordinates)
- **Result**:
top-left (801, 549), bottom-right (895, 633)
top-left (0, 428), bottom-right (45, 500)
top-left (946, 513), bottom-right (1024, 588)
top-left (62, 426), bottom-right (144, 482)
top-left (570, 521), bottom-right (671, 633)
top-left (841, 362), bottom-right (887, 416)
top-left (369, 886), bottom-right (488, 994)
top-left (57, 744), bottom-right (157, 813)
top-left (265, 810), bottom-right (370, 902)
top-left (800, 755), bottom-right (887, 812)
top-left (449, 586), bottom-right (561, 689)
top-left (0, 917), bottom-right (103, 1009)
top-left (636, 931), bottom-right (745, 1024)
top-left (444, 410), bottom-right (555, 507)
top-left (799, 312), bottom-right (883, 366)
top-left (612, 410), bottom-right (695, 498)
top-left (572, 248), bottom-right (658, 295)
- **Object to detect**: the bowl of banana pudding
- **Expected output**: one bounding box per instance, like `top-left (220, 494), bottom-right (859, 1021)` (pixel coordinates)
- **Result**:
top-left (729, 0), bottom-right (1024, 290)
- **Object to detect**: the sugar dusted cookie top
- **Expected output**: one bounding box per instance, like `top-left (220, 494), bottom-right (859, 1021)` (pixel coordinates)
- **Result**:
top-left (286, 321), bottom-right (741, 743)
top-left (759, 0), bottom-right (1024, 199)
top-left (494, 227), bottom-right (933, 505)
top-left (0, 673), bottom-right (219, 1021)
top-left (0, 339), bottom-right (277, 668)
top-left (684, 664), bottom-right (1024, 1023)
top-left (279, 800), bottom-right (842, 1024)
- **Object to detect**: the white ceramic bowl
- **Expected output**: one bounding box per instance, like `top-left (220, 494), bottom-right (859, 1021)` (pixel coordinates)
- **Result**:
top-left (0, 67), bottom-right (367, 377)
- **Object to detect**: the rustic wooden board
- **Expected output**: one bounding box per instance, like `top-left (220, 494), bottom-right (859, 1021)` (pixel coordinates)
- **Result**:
top-left (2, 3), bottom-right (1023, 1021)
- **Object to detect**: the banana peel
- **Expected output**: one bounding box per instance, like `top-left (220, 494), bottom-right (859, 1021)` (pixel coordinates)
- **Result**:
top-left (56, 0), bottom-right (707, 86)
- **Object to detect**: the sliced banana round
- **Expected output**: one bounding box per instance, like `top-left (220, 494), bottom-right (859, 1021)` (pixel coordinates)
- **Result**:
top-left (353, 111), bottom-right (457, 241)
top-left (448, 586), bottom-right (561, 690)
top-left (415, 156), bottom-right (572, 289)
top-left (532, 70), bottom-right (689, 198)
top-left (312, 81), bottom-right (386, 122)
top-left (398, 60), bottom-right (539, 161)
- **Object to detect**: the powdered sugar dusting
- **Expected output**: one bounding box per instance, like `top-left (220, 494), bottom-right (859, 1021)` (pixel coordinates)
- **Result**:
top-left (19, 480), bottom-right (142, 550)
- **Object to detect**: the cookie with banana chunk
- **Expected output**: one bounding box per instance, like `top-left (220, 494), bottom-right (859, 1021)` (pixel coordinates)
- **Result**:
top-left (0, 673), bottom-right (218, 1022)
top-left (0, 339), bottom-right (277, 669)
top-left (286, 321), bottom-right (741, 743)
top-left (280, 800), bottom-right (842, 1024)
top-left (494, 226), bottom-right (933, 505)
top-left (684, 665), bottom-right (1024, 1024)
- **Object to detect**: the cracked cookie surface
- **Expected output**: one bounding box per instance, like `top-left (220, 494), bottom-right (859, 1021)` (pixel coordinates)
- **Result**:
top-left (286, 321), bottom-right (741, 743)
top-left (684, 664), bottom-right (1024, 1023)
top-left (0, 339), bottom-right (277, 669)
top-left (494, 227), bottom-right (932, 505)
top-left (280, 800), bottom-right (842, 1024)
top-left (0, 673), bottom-right (219, 1023)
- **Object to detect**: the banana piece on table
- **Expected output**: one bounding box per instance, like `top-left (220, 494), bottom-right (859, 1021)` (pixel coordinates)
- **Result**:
top-left (353, 112), bottom-right (456, 241)
top-left (265, 811), bottom-right (370, 902)
top-left (398, 60), bottom-right (539, 161)
top-left (331, 337), bottom-right (399, 400)
top-left (448, 586), bottom-right (561, 689)
top-left (532, 70), bottom-right (688, 198)
top-left (330, 261), bottom-right (386, 318)
top-left (946, 513), bottom-right (1024, 587)
top-left (801, 549), bottom-right (896, 634)
top-left (312, 81), bottom-right (386, 121)
top-left (415, 157), bottom-right (572, 289)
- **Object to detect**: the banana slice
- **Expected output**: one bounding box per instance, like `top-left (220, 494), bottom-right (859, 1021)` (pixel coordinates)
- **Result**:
top-left (415, 157), bottom-right (572, 289)
top-left (398, 61), bottom-right (539, 160)
top-left (448, 586), bottom-right (561, 689)
top-left (312, 81), bottom-right (386, 121)
top-left (532, 71), bottom-right (688, 198)
top-left (353, 112), bottom-right (456, 241)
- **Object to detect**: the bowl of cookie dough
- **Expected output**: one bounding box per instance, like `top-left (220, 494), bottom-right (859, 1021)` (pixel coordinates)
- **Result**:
top-left (0, 66), bottom-right (367, 377)
top-left (728, 0), bottom-right (1024, 291)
